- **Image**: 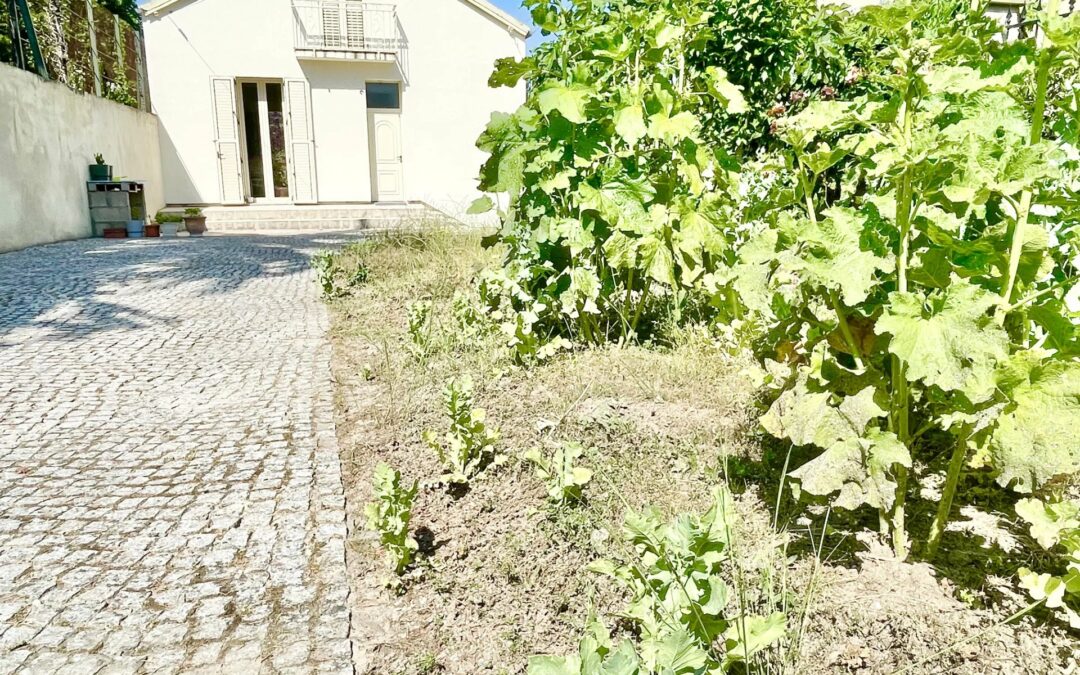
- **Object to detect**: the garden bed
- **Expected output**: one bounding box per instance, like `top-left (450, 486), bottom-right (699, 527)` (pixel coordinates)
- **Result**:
top-left (325, 229), bottom-right (1075, 675)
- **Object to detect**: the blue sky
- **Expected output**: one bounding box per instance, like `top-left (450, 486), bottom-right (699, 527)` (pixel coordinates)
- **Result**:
top-left (489, 0), bottom-right (539, 47)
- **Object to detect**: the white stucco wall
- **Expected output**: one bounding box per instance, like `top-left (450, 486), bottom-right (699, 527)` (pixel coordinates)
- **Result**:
top-left (143, 0), bottom-right (525, 214)
top-left (0, 64), bottom-right (165, 253)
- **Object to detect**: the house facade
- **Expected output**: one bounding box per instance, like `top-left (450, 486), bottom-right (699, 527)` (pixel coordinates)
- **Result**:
top-left (141, 0), bottom-right (528, 215)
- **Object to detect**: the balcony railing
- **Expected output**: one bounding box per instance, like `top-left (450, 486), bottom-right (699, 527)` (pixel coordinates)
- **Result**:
top-left (292, 1), bottom-right (404, 61)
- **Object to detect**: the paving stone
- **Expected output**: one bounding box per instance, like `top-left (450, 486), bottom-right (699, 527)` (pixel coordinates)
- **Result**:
top-left (0, 235), bottom-right (357, 672)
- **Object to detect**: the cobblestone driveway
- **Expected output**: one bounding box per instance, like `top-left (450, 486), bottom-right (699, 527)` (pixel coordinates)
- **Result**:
top-left (0, 235), bottom-right (359, 674)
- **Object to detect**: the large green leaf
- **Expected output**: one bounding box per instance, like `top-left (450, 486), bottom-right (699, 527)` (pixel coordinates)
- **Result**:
top-left (785, 207), bottom-right (892, 306)
top-left (647, 111), bottom-right (700, 145)
top-left (877, 278), bottom-right (1009, 403)
top-left (641, 629), bottom-right (706, 674)
top-left (614, 104), bottom-right (648, 146)
top-left (538, 84), bottom-right (595, 124)
top-left (704, 66), bottom-right (747, 114)
top-left (789, 429), bottom-right (911, 511)
top-left (990, 358), bottom-right (1080, 492)
top-left (761, 380), bottom-right (885, 449)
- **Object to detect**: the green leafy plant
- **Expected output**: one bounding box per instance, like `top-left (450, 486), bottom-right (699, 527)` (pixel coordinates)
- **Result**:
top-left (184, 207), bottom-right (203, 218)
top-left (523, 442), bottom-right (593, 502)
top-left (474, 0), bottom-right (756, 350)
top-left (94, 153), bottom-right (106, 165)
top-left (731, 0), bottom-right (1080, 560)
top-left (407, 300), bottom-right (434, 356)
top-left (530, 487), bottom-right (786, 673)
top-left (364, 463), bottom-right (419, 575)
top-left (423, 377), bottom-right (502, 485)
top-left (155, 210), bottom-right (183, 224)
top-left (1016, 496), bottom-right (1080, 629)
top-left (349, 260), bottom-right (370, 287)
top-left (312, 251), bottom-right (343, 299)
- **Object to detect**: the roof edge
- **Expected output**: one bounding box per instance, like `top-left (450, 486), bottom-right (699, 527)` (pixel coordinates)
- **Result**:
top-left (462, 0), bottom-right (531, 38)
top-left (142, 0), bottom-right (531, 37)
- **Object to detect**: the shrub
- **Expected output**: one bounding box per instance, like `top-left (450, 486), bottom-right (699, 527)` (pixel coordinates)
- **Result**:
top-left (729, 0), bottom-right (1080, 560)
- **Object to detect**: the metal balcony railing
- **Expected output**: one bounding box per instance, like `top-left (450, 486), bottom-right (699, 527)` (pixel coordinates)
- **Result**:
top-left (292, 1), bottom-right (404, 59)
top-left (994, 0), bottom-right (1078, 42)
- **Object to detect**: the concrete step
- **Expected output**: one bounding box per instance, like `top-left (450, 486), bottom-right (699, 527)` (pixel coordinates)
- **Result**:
top-left (208, 217), bottom-right (407, 231)
top-left (171, 203), bottom-right (445, 232)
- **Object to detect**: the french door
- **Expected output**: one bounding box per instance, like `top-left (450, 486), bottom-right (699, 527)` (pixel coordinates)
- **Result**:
top-left (239, 80), bottom-right (291, 202)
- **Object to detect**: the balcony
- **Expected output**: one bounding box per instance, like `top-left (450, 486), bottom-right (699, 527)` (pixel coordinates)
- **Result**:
top-left (292, 1), bottom-right (405, 62)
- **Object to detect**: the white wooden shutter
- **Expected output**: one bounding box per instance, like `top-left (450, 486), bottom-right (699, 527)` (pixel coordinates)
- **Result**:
top-left (345, 3), bottom-right (365, 49)
top-left (321, 4), bottom-right (342, 47)
top-left (285, 79), bottom-right (318, 204)
top-left (210, 77), bottom-right (244, 205)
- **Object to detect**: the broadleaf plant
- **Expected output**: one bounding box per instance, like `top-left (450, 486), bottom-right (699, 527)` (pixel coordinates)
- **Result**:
top-left (524, 442), bottom-right (594, 503)
top-left (529, 487), bottom-right (786, 674)
top-left (423, 377), bottom-right (502, 485)
top-left (364, 463), bottom-right (419, 576)
top-left (729, 0), bottom-right (1080, 560)
top-left (1016, 496), bottom-right (1080, 628)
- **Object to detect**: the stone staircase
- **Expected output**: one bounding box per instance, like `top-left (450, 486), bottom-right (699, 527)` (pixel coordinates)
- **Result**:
top-left (198, 203), bottom-right (440, 232)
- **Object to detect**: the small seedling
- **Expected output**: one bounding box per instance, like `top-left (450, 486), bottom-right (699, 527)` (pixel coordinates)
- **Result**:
top-left (407, 300), bottom-right (433, 355)
top-left (364, 463), bottom-right (419, 575)
top-left (523, 442), bottom-right (593, 503)
top-left (423, 377), bottom-right (501, 485)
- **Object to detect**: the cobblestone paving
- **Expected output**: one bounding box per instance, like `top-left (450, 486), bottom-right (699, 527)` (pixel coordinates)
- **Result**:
top-left (0, 235), bottom-right (360, 674)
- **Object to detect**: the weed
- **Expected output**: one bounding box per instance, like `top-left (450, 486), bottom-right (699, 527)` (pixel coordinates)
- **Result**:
top-left (423, 377), bottom-right (502, 485)
top-left (364, 463), bottom-right (419, 575)
top-left (1016, 496), bottom-right (1080, 628)
top-left (524, 442), bottom-right (593, 503)
top-left (530, 486), bottom-right (787, 673)
top-left (407, 300), bottom-right (434, 357)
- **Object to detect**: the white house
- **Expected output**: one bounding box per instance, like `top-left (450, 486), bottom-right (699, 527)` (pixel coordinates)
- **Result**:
top-left (141, 0), bottom-right (528, 218)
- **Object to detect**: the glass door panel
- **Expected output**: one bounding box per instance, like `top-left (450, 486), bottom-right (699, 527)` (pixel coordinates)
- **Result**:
top-left (266, 83), bottom-right (290, 199)
top-left (241, 82), bottom-right (265, 199)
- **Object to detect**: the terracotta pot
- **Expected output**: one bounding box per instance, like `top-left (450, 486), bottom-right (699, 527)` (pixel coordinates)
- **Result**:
top-left (145, 224), bottom-right (161, 237)
top-left (103, 227), bottom-right (127, 239)
top-left (184, 216), bottom-right (208, 236)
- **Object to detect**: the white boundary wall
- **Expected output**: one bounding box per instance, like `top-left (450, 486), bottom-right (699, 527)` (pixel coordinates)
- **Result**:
top-left (0, 64), bottom-right (165, 253)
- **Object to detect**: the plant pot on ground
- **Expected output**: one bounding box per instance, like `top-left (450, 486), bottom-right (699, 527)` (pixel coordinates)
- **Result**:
top-left (155, 210), bottom-right (183, 237)
top-left (103, 227), bottom-right (126, 239)
top-left (89, 153), bottom-right (112, 182)
top-left (145, 224), bottom-right (160, 237)
top-left (126, 220), bottom-right (145, 238)
top-left (183, 207), bottom-right (207, 236)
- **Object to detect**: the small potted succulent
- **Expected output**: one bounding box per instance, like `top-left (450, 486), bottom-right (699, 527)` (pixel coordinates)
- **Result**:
top-left (183, 207), bottom-right (208, 236)
top-left (156, 210), bottom-right (183, 237)
top-left (89, 153), bottom-right (112, 182)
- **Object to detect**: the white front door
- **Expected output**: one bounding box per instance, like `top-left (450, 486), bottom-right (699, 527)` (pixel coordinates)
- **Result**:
top-left (370, 111), bottom-right (405, 202)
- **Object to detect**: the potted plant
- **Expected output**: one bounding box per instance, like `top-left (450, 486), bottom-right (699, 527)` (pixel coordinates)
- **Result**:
top-left (126, 219), bottom-right (145, 238)
top-left (156, 210), bottom-right (183, 237)
top-left (183, 207), bottom-right (208, 236)
top-left (145, 222), bottom-right (161, 237)
top-left (89, 154), bottom-right (112, 182)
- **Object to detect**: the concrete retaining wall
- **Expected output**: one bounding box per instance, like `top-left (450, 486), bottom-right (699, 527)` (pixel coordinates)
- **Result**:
top-left (0, 64), bottom-right (165, 253)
